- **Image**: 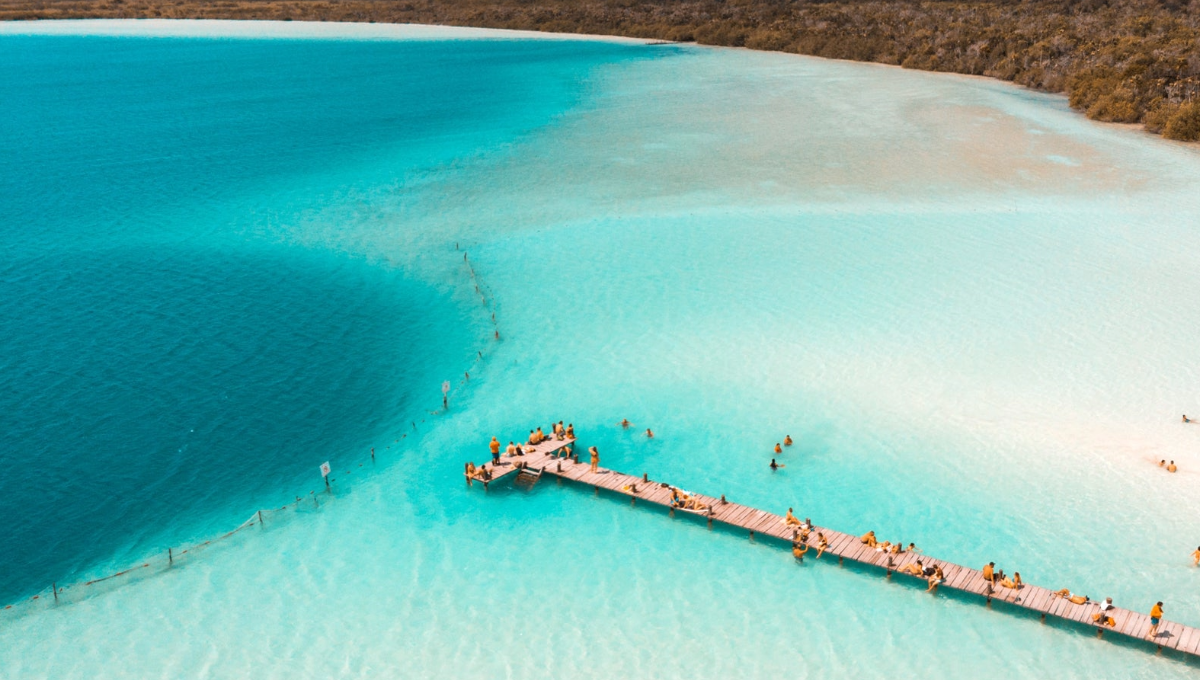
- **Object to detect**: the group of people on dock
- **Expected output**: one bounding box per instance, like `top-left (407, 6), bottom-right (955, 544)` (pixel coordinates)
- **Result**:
top-left (466, 421), bottom-right (578, 483)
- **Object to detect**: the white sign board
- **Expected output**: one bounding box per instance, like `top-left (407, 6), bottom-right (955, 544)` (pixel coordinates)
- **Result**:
top-left (442, 381), bottom-right (451, 395)
top-left (319, 461), bottom-right (331, 478)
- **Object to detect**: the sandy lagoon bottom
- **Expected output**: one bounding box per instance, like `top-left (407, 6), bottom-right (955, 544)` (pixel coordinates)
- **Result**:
top-left (2, 20), bottom-right (1200, 679)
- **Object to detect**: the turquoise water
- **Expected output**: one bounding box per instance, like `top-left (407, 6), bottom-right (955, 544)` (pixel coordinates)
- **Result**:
top-left (3, 20), bottom-right (1200, 679)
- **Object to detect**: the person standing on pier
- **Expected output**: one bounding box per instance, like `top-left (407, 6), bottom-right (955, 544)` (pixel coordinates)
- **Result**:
top-left (1149, 602), bottom-right (1164, 638)
top-left (589, 446), bottom-right (599, 473)
top-left (490, 437), bottom-right (501, 464)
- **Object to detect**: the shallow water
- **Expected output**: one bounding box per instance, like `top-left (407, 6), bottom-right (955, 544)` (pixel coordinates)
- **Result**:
top-left (2, 20), bottom-right (1200, 679)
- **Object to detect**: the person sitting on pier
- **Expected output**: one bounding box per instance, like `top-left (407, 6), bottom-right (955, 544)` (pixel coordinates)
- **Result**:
top-left (982, 562), bottom-right (996, 585)
top-left (785, 508), bottom-right (802, 526)
top-left (900, 560), bottom-right (925, 577)
top-left (816, 533), bottom-right (830, 558)
top-left (528, 430), bottom-right (538, 445)
top-left (908, 543), bottom-right (919, 553)
top-left (889, 542), bottom-right (902, 556)
top-left (774, 443), bottom-right (782, 454)
top-left (860, 531), bottom-right (877, 548)
top-left (784, 435), bottom-right (793, 446)
top-left (566, 423), bottom-right (575, 438)
top-left (927, 566), bottom-right (944, 592)
top-left (465, 462), bottom-right (476, 478)
top-left (504, 441), bottom-right (516, 457)
top-left (799, 527), bottom-right (811, 543)
top-left (1168, 460), bottom-right (1178, 472)
top-left (793, 541), bottom-right (809, 561)
top-left (875, 540), bottom-right (892, 553)
top-left (1000, 572), bottom-right (1023, 589)
top-left (1092, 597), bottom-right (1117, 627)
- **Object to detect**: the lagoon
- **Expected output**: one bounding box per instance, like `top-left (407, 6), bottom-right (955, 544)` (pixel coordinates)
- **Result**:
top-left (2, 20), bottom-right (1200, 679)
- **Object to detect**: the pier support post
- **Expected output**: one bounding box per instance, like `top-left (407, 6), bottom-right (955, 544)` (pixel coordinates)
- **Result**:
top-left (594, 486), bottom-right (599, 495)
top-left (52, 583), bottom-right (57, 604)
top-left (749, 530), bottom-right (755, 541)
top-left (839, 556), bottom-right (844, 566)
top-left (708, 517), bottom-right (713, 529)
top-left (168, 548), bottom-right (173, 567)
top-left (257, 510), bottom-right (264, 527)
top-left (1041, 614), bottom-right (1046, 623)
top-left (670, 508), bottom-right (675, 518)
top-left (631, 497), bottom-right (635, 506)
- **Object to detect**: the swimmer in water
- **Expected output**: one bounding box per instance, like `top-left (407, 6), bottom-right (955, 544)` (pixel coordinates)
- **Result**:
top-left (770, 458), bottom-right (785, 470)
top-left (784, 435), bottom-right (793, 446)
top-left (1185, 415), bottom-right (1192, 423)
top-left (1160, 460), bottom-right (1167, 467)
top-left (646, 428), bottom-right (654, 438)
top-left (1192, 546), bottom-right (1200, 566)
top-left (774, 443), bottom-right (782, 454)
top-left (1168, 461), bottom-right (1178, 472)
top-left (793, 541), bottom-right (809, 561)
top-left (621, 419), bottom-right (631, 428)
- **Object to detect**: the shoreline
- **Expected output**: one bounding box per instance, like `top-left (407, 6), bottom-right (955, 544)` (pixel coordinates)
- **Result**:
top-left (2, 18), bottom-right (1193, 147)
top-left (0, 17), bottom-right (656, 42)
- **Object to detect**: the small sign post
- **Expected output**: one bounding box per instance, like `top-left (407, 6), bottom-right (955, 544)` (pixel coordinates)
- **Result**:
top-left (442, 380), bottom-right (450, 409)
top-left (320, 461), bottom-right (331, 490)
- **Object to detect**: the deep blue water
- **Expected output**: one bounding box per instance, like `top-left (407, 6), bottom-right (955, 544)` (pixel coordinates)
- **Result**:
top-left (0, 35), bottom-right (640, 600)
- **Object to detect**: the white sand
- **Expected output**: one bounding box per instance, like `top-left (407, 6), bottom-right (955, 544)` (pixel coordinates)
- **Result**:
top-left (0, 18), bottom-right (655, 43)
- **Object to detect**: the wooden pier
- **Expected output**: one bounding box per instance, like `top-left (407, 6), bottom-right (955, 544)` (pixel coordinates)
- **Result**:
top-left (468, 440), bottom-right (1200, 659)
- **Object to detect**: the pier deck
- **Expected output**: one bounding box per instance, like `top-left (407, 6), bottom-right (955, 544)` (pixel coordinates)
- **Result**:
top-left (468, 443), bottom-right (1200, 658)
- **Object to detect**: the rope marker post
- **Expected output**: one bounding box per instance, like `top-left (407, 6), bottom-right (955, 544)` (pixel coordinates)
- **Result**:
top-left (320, 461), bottom-right (332, 491)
